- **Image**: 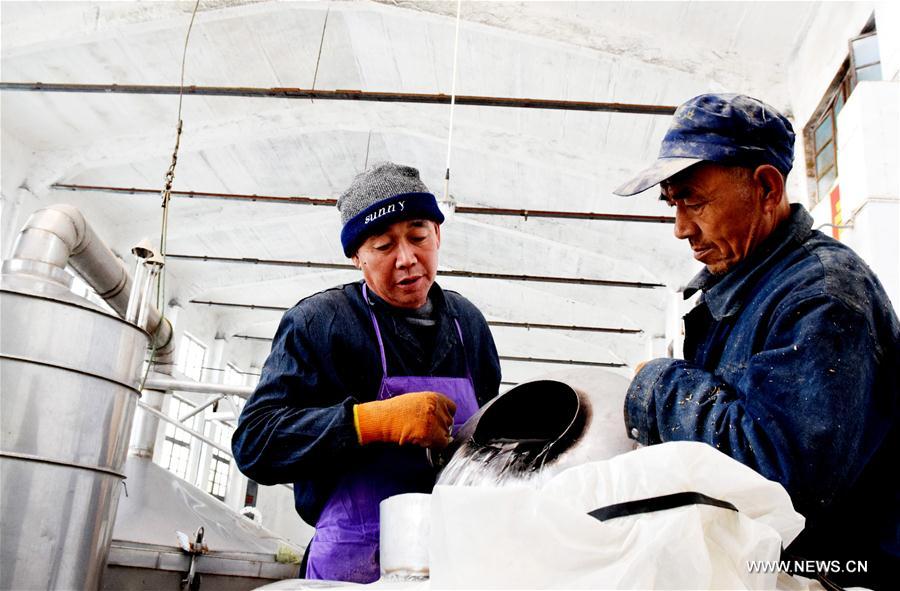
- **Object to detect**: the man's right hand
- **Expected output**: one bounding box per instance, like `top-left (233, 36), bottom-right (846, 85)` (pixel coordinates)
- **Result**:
top-left (354, 391), bottom-right (457, 448)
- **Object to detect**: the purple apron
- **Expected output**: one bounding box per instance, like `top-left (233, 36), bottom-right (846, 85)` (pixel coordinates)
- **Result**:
top-left (304, 285), bottom-right (479, 583)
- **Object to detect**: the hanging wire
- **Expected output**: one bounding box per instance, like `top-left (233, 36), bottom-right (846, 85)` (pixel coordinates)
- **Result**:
top-left (159, 0), bottom-right (202, 297)
top-left (363, 130), bottom-right (372, 171)
top-left (311, 5), bottom-right (331, 97)
top-left (443, 0), bottom-right (463, 202)
top-left (140, 0), bottom-right (202, 391)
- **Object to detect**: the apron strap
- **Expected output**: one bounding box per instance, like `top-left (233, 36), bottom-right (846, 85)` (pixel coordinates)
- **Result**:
top-left (587, 491), bottom-right (737, 522)
top-left (452, 318), bottom-right (474, 382)
top-left (362, 284), bottom-right (389, 377)
top-left (363, 282), bottom-right (474, 383)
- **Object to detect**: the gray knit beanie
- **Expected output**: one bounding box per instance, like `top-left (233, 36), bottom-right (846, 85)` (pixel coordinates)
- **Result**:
top-left (337, 162), bottom-right (444, 256)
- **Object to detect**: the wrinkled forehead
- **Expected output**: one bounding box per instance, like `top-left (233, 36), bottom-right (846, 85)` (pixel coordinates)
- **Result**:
top-left (659, 163), bottom-right (707, 199)
top-left (661, 160), bottom-right (748, 199)
top-left (367, 218), bottom-right (436, 239)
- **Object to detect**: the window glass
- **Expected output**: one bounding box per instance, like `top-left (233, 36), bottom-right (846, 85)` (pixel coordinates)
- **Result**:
top-left (852, 34), bottom-right (880, 67)
top-left (207, 452), bottom-right (231, 501)
top-left (224, 363), bottom-right (243, 386)
top-left (814, 114), bottom-right (833, 150)
top-left (834, 88), bottom-right (845, 116)
top-left (856, 63), bottom-right (882, 82)
top-left (205, 422), bottom-right (232, 501)
top-left (176, 333), bottom-right (207, 381)
top-left (816, 144), bottom-right (836, 174)
top-left (160, 397), bottom-right (199, 480)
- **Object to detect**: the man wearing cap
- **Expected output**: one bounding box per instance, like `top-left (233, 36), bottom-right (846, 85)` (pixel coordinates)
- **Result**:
top-left (615, 94), bottom-right (899, 588)
top-left (232, 162), bottom-right (501, 583)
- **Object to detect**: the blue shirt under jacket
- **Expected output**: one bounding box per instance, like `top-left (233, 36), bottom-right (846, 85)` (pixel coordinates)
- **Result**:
top-left (625, 204), bottom-right (899, 587)
top-left (232, 281), bottom-right (501, 526)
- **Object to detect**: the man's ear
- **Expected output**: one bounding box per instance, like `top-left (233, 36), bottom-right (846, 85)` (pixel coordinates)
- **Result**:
top-left (754, 164), bottom-right (785, 212)
top-left (351, 253), bottom-right (362, 269)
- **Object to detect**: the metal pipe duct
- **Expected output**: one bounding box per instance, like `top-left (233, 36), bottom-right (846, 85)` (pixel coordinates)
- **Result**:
top-left (3, 204), bottom-right (175, 370)
top-left (142, 377), bottom-right (254, 398)
top-left (135, 402), bottom-right (233, 458)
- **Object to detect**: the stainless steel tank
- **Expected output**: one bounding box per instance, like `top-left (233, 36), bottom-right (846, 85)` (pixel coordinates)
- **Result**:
top-left (0, 270), bottom-right (148, 590)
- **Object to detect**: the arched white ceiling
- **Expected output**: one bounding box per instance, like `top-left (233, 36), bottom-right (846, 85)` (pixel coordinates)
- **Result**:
top-left (1, 0), bottom-right (822, 381)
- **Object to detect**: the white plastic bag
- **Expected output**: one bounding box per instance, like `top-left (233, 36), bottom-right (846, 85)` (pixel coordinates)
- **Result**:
top-left (430, 441), bottom-right (805, 589)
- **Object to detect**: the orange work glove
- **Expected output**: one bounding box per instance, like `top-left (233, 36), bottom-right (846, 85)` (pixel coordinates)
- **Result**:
top-left (354, 391), bottom-right (457, 448)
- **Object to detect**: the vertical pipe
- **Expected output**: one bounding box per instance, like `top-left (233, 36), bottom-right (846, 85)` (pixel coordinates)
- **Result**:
top-left (136, 260), bottom-right (162, 331)
top-left (125, 259), bottom-right (148, 324)
top-left (129, 388), bottom-right (166, 459)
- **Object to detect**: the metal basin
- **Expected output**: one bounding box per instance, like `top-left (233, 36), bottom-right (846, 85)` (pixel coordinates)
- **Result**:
top-left (437, 368), bottom-right (636, 487)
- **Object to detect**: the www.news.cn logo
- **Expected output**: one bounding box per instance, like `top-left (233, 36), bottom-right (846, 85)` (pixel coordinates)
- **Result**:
top-left (747, 559), bottom-right (868, 575)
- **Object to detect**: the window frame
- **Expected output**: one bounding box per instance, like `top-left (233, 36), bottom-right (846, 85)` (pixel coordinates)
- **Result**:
top-left (160, 396), bottom-right (199, 480)
top-left (176, 332), bottom-right (207, 381)
top-left (203, 421), bottom-right (233, 501)
top-left (803, 18), bottom-right (879, 207)
top-left (848, 31), bottom-right (882, 87)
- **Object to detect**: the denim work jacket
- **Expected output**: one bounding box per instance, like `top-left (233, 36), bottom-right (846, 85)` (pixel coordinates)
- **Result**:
top-left (232, 281), bottom-right (501, 525)
top-left (625, 205), bottom-right (899, 586)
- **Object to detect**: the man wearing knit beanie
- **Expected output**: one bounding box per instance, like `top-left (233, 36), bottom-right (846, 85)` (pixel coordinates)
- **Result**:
top-left (232, 162), bottom-right (501, 583)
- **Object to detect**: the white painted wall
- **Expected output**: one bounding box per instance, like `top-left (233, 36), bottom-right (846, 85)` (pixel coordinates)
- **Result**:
top-left (786, 5), bottom-right (899, 312)
top-left (875, 2), bottom-right (900, 82)
top-left (810, 82), bottom-right (900, 310)
top-left (787, 2), bottom-right (878, 130)
top-left (786, 2), bottom-right (878, 206)
top-left (0, 132), bottom-right (33, 259)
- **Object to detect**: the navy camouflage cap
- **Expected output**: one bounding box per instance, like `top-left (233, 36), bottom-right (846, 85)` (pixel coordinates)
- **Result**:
top-left (614, 94), bottom-right (795, 196)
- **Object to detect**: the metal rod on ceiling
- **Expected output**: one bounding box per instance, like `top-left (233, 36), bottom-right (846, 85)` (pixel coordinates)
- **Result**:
top-left (454, 205), bottom-right (674, 224)
top-left (52, 183), bottom-right (337, 207)
top-left (488, 320), bottom-right (641, 335)
top-left (499, 355), bottom-right (625, 368)
top-left (227, 334), bottom-right (623, 367)
top-left (193, 300), bottom-right (288, 312)
top-left (51, 183), bottom-right (675, 224)
top-left (191, 299), bottom-right (643, 334)
top-left (170, 254), bottom-right (665, 289)
top-left (233, 335), bottom-right (273, 342)
top-left (1, 82), bottom-right (678, 115)
top-left (198, 365), bottom-right (261, 377)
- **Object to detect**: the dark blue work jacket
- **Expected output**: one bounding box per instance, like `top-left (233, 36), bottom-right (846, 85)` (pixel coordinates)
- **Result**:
top-left (625, 205), bottom-right (899, 588)
top-left (232, 281), bottom-right (501, 525)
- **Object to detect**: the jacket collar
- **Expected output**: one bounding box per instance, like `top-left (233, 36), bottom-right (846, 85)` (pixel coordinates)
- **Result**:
top-left (360, 280), bottom-right (455, 318)
top-left (360, 280), bottom-right (460, 371)
top-left (684, 204), bottom-right (813, 320)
